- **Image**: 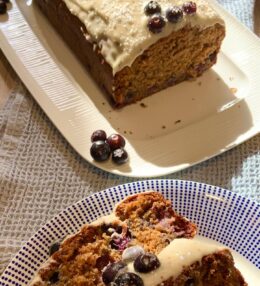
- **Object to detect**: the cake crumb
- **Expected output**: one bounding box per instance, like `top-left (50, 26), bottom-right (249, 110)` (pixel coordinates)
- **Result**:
top-left (217, 77), bottom-right (221, 81)
top-left (140, 103), bottom-right (148, 108)
top-left (129, 131), bottom-right (133, 135)
top-left (162, 125), bottom-right (166, 129)
top-left (175, 120), bottom-right (181, 124)
top-left (197, 81), bottom-right (202, 86)
top-left (123, 130), bottom-right (127, 134)
top-left (192, 98), bottom-right (195, 101)
top-left (102, 102), bottom-right (106, 106)
top-left (230, 87), bottom-right (238, 94)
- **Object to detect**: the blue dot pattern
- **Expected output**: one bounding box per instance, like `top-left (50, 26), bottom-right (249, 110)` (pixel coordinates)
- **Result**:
top-left (0, 180), bottom-right (259, 286)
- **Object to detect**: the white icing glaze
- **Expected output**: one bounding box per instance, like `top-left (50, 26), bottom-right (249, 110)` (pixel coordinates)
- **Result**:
top-left (62, 0), bottom-right (224, 74)
top-left (127, 238), bottom-right (225, 286)
top-left (90, 213), bottom-right (118, 226)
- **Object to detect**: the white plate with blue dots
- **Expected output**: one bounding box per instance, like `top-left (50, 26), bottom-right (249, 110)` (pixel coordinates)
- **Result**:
top-left (0, 180), bottom-right (259, 285)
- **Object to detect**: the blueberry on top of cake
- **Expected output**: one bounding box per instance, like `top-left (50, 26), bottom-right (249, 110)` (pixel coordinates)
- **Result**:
top-left (61, 0), bottom-right (224, 74)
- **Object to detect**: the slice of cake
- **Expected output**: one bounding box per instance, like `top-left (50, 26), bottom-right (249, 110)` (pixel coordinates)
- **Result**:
top-left (35, 0), bottom-right (225, 107)
top-left (29, 192), bottom-right (247, 286)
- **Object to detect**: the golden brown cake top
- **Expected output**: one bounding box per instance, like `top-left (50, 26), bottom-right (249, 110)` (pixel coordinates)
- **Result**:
top-left (63, 0), bottom-right (225, 74)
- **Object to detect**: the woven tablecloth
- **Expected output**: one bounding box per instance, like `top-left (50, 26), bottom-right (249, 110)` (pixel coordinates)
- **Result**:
top-left (0, 0), bottom-right (259, 275)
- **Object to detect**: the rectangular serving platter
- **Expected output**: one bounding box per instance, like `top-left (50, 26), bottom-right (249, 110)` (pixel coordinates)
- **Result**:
top-left (0, 0), bottom-right (260, 177)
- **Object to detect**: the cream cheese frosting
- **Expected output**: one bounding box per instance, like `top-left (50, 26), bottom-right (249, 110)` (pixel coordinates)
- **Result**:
top-left (90, 213), bottom-right (118, 226)
top-left (127, 238), bottom-right (224, 286)
top-left (62, 0), bottom-right (224, 74)
top-left (30, 238), bottom-right (224, 286)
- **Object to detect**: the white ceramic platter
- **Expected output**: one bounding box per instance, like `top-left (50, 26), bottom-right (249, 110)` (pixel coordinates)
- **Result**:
top-left (0, 180), bottom-right (259, 285)
top-left (0, 1), bottom-right (260, 177)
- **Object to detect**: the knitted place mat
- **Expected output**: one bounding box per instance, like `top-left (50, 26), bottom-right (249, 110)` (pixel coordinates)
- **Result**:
top-left (0, 0), bottom-right (259, 275)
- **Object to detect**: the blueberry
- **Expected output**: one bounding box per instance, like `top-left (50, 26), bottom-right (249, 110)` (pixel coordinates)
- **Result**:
top-left (90, 141), bottom-right (111, 162)
top-left (112, 148), bottom-right (128, 165)
top-left (147, 15), bottom-right (166, 34)
top-left (122, 246), bottom-right (145, 262)
top-left (49, 241), bottom-right (61, 256)
top-left (106, 134), bottom-right (125, 151)
top-left (185, 278), bottom-right (196, 286)
top-left (0, 1), bottom-right (7, 14)
top-left (166, 6), bottom-right (183, 23)
top-left (113, 273), bottom-right (144, 286)
top-left (49, 272), bottom-right (59, 284)
top-left (110, 235), bottom-right (131, 251)
top-left (102, 261), bottom-right (127, 284)
top-left (134, 253), bottom-right (160, 273)
top-left (91, 130), bottom-right (107, 142)
top-left (144, 1), bottom-right (161, 16)
top-left (182, 2), bottom-right (197, 15)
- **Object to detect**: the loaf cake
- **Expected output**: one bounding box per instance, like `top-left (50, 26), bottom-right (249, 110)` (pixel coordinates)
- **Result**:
top-left (30, 192), bottom-right (247, 286)
top-left (35, 0), bottom-right (225, 107)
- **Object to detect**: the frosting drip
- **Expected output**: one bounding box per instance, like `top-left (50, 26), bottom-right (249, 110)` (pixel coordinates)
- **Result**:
top-left (127, 238), bottom-right (224, 286)
top-left (63, 0), bottom-right (224, 74)
top-left (90, 213), bottom-right (118, 226)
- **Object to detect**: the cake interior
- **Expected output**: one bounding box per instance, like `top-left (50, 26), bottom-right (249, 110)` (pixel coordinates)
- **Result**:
top-left (113, 23), bottom-right (225, 106)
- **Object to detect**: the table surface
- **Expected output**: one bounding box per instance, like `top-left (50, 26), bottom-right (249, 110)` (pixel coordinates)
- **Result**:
top-left (0, 0), bottom-right (260, 274)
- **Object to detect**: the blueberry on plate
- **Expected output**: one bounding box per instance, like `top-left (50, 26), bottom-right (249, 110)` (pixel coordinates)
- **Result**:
top-left (91, 130), bottom-right (107, 142)
top-left (90, 141), bottom-right (111, 162)
top-left (112, 148), bottom-right (128, 165)
top-left (106, 134), bottom-right (126, 151)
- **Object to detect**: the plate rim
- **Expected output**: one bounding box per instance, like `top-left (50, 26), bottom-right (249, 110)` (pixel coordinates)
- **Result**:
top-left (0, 1), bottom-right (260, 178)
top-left (0, 179), bottom-right (259, 286)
